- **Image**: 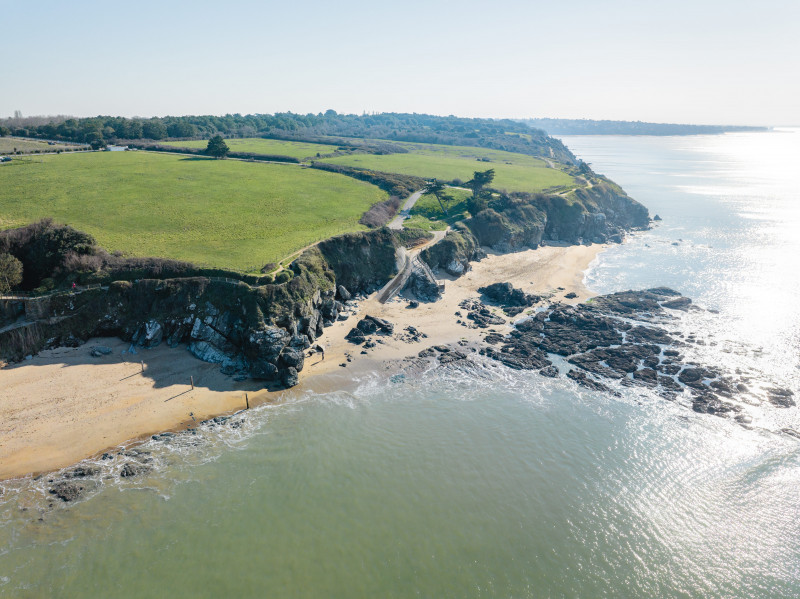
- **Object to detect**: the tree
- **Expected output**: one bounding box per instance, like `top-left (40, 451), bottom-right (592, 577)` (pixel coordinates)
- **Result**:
top-left (206, 135), bottom-right (230, 159)
top-left (466, 168), bottom-right (495, 199)
top-left (423, 179), bottom-right (449, 216)
top-left (0, 253), bottom-right (23, 294)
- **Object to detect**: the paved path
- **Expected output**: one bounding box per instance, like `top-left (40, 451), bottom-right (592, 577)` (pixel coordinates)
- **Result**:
top-left (387, 190), bottom-right (424, 230)
top-left (377, 229), bottom-right (447, 304)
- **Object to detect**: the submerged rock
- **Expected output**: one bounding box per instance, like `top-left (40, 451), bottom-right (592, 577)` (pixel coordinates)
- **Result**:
top-left (50, 480), bottom-right (95, 502)
top-left (120, 462), bottom-right (151, 478)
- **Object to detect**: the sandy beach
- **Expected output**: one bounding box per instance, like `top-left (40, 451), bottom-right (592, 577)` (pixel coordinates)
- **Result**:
top-left (0, 243), bottom-right (604, 480)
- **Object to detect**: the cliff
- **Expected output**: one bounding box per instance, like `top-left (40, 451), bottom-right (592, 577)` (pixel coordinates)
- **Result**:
top-left (1, 176), bottom-right (649, 387)
top-left (422, 177), bottom-right (649, 274)
top-left (0, 230), bottom-right (398, 387)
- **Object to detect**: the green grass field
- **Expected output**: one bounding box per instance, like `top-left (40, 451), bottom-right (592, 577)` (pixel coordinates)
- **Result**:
top-left (162, 138), bottom-right (340, 160)
top-left (0, 152), bottom-right (385, 272)
top-left (404, 188), bottom-right (471, 231)
top-left (320, 142), bottom-right (574, 193)
top-left (0, 137), bottom-right (82, 154)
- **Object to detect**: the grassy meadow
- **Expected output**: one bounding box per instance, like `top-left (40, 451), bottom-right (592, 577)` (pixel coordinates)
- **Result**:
top-left (0, 137), bottom-right (82, 154)
top-left (404, 188), bottom-right (471, 231)
top-left (162, 138), bottom-right (340, 160)
top-left (320, 142), bottom-right (574, 193)
top-left (0, 152), bottom-right (385, 272)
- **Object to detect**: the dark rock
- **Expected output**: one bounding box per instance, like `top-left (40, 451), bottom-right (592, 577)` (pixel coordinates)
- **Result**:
top-left (249, 361), bottom-right (278, 379)
top-left (662, 297), bottom-right (692, 311)
top-left (282, 367), bottom-right (299, 387)
top-left (290, 334), bottom-right (310, 349)
top-left (50, 480), bottom-right (93, 502)
top-left (766, 387), bottom-right (795, 408)
top-left (337, 285), bottom-right (352, 301)
top-left (90, 345), bottom-right (113, 357)
top-left (418, 348), bottom-right (436, 358)
top-left (539, 365), bottom-right (559, 377)
top-left (567, 370), bottom-right (617, 395)
top-left (633, 368), bottom-right (658, 385)
top-left (478, 282), bottom-right (539, 315)
top-left (120, 462), bottom-right (151, 478)
top-left (692, 395), bottom-right (738, 417)
top-left (345, 328), bottom-right (367, 344)
top-left (564, 292), bottom-right (578, 299)
top-left (678, 367), bottom-right (707, 384)
top-left (484, 333), bottom-right (504, 345)
top-left (653, 214), bottom-right (662, 221)
top-left (356, 318), bottom-right (378, 334)
top-left (406, 262), bottom-right (441, 303)
top-left (67, 465), bottom-right (100, 478)
top-left (279, 347), bottom-right (305, 370)
top-left (407, 300), bottom-right (419, 309)
top-left (438, 350), bottom-right (467, 364)
top-left (363, 315), bottom-right (394, 334)
top-left (247, 326), bottom-right (291, 380)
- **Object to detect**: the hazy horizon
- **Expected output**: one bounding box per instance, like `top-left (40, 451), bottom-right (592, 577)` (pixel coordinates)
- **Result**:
top-left (3, 0), bottom-right (798, 127)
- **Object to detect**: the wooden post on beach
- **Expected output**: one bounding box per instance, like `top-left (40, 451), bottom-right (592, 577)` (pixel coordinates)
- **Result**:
top-left (141, 360), bottom-right (144, 373)
top-left (245, 393), bottom-right (250, 410)
top-left (190, 376), bottom-right (194, 390)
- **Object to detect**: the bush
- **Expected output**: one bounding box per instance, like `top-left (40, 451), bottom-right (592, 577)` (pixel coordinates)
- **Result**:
top-left (0, 253), bottom-right (23, 293)
top-left (274, 270), bottom-right (293, 284)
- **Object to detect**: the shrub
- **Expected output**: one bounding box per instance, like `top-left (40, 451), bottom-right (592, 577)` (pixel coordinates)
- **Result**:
top-left (0, 253), bottom-right (23, 293)
top-left (274, 270), bottom-right (293, 284)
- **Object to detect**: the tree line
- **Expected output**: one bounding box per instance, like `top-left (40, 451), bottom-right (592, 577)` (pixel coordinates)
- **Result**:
top-left (1, 111), bottom-right (577, 162)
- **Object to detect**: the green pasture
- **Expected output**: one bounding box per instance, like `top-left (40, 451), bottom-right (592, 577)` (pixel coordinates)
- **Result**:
top-left (320, 142), bottom-right (574, 193)
top-left (162, 138), bottom-right (340, 160)
top-left (404, 188), bottom-right (471, 231)
top-left (0, 152), bottom-right (385, 272)
top-left (0, 137), bottom-right (81, 154)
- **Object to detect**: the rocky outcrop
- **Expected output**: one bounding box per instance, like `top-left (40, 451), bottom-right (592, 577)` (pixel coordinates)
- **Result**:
top-left (404, 257), bottom-right (441, 303)
top-left (420, 226), bottom-right (485, 276)
top-left (478, 282), bottom-right (540, 316)
top-left (480, 288), bottom-right (795, 421)
top-left (421, 179), bottom-right (648, 277)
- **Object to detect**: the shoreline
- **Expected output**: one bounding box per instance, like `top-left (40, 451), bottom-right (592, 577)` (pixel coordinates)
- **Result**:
top-left (0, 243), bottom-right (605, 481)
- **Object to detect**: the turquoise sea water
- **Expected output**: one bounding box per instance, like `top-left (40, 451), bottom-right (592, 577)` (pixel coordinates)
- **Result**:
top-left (1, 131), bottom-right (799, 598)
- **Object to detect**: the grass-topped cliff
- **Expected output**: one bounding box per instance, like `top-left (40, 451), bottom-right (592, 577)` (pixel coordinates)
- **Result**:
top-left (0, 110), bottom-right (651, 388)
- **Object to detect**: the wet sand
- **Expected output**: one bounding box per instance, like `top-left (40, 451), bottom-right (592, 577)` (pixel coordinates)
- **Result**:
top-left (0, 244), bottom-right (604, 480)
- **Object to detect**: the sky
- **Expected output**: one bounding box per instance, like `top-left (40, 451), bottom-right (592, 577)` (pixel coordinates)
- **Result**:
top-left (2, 0), bottom-right (798, 125)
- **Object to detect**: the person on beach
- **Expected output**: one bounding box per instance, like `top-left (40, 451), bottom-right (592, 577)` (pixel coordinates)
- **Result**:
top-left (72, 282), bottom-right (76, 290)
top-left (314, 344), bottom-right (325, 360)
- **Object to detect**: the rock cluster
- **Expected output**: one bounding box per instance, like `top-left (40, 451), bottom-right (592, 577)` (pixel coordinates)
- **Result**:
top-left (458, 298), bottom-right (506, 328)
top-left (346, 315), bottom-right (395, 345)
top-left (478, 282), bottom-right (540, 316)
top-left (481, 287), bottom-right (795, 420)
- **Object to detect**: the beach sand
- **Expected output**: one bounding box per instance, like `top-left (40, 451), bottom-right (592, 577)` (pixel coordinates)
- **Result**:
top-left (0, 243), bottom-right (604, 480)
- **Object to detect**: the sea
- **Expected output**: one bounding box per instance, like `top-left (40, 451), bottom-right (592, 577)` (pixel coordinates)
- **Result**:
top-left (1, 130), bottom-right (799, 598)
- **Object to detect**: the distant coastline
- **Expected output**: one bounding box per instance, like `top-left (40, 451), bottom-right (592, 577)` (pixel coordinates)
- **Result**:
top-left (519, 118), bottom-right (769, 136)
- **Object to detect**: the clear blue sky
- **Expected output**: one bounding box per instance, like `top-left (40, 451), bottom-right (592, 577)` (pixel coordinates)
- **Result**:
top-left (3, 0), bottom-right (798, 125)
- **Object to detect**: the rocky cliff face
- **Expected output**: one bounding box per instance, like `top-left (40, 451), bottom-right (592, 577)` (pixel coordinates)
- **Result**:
top-left (422, 178), bottom-right (649, 274)
top-left (0, 231), bottom-right (398, 386)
